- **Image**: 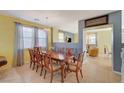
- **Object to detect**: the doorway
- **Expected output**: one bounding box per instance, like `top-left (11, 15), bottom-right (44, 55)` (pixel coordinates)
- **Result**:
top-left (83, 25), bottom-right (113, 69)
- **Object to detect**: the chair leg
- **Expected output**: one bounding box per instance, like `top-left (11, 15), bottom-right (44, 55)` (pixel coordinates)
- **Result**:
top-left (64, 67), bottom-right (67, 78)
top-left (50, 73), bottom-right (53, 83)
top-left (76, 71), bottom-right (79, 83)
top-left (66, 65), bottom-right (69, 72)
top-left (44, 70), bottom-right (47, 79)
top-left (40, 66), bottom-right (43, 76)
top-left (33, 63), bottom-right (35, 70)
top-left (80, 69), bottom-right (83, 78)
top-left (61, 64), bottom-right (65, 83)
top-left (36, 65), bottom-right (38, 72)
top-left (30, 62), bottom-right (32, 68)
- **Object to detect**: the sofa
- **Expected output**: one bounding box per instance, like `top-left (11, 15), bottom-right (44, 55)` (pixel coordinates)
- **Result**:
top-left (0, 56), bottom-right (7, 67)
top-left (88, 48), bottom-right (99, 57)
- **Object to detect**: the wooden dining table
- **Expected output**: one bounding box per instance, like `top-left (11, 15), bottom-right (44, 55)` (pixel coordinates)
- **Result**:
top-left (41, 50), bottom-right (66, 82)
top-left (41, 50), bottom-right (78, 82)
top-left (51, 52), bottom-right (66, 82)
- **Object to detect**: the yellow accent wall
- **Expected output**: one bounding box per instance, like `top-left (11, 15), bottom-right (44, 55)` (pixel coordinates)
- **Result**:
top-left (97, 30), bottom-right (112, 54)
top-left (0, 15), bottom-right (15, 69)
top-left (52, 27), bottom-right (59, 43)
top-left (0, 14), bottom-right (52, 69)
top-left (85, 30), bottom-right (112, 54)
top-left (74, 33), bottom-right (78, 43)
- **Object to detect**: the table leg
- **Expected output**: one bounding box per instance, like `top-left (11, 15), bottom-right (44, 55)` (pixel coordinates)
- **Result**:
top-left (61, 63), bottom-right (64, 83)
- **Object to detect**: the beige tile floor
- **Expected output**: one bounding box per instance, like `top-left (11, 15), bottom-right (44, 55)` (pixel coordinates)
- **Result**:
top-left (0, 55), bottom-right (121, 83)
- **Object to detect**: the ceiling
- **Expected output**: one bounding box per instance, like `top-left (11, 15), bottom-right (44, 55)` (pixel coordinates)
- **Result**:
top-left (0, 10), bottom-right (116, 33)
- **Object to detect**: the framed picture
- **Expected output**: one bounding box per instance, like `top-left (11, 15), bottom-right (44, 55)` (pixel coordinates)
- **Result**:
top-left (66, 36), bottom-right (72, 43)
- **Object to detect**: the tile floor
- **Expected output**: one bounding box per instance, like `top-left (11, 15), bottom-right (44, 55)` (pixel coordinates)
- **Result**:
top-left (0, 55), bottom-right (121, 83)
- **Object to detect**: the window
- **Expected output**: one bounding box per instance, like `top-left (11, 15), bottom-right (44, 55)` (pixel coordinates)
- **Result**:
top-left (86, 33), bottom-right (97, 45)
top-left (38, 29), bottom-right (47, 48)
top-left (58, 32), bottom-right (64, 42)
top-left (23, 26), bottom-right (47, 49)
top-left (23, 26), bottom-right (34, 48)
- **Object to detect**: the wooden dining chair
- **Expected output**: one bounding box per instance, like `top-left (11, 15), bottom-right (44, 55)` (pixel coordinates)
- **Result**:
top-left (66, 48), bottom-right (73, 57)
top-left (34, 47), bottom-right (41, 54)
top-left (34, 50), bottom-right (44, 73)
top-left (65, 48), bottom-right (75, 65)
top-left (59, 48), bottom-right (65, 54)
top-left (65, 51), bottom-right (85, 83)
top-left (43, 54), bottom-right (61, 83)
top-left (33, 47), bottom-right (42, 70)
top-left (28, 48), bottom-right (36, 69)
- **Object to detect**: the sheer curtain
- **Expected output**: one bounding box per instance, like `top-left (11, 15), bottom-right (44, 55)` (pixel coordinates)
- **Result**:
top-left (14, 23), bottom-right (24, 66)
top-left (34, 27), bottom-right (39, 47)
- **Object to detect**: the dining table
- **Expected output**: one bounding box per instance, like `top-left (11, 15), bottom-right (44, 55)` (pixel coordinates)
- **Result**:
top-left (51, 52), bottom-right (66, 82)
top-left (41, 50), bottom-right (78, 82)
top-left (41, 50), bottom-right (66, 82)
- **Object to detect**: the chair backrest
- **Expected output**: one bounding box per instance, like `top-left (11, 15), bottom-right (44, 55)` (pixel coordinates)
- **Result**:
top-left (28, 48), bottom-right (35, 62)
top-left (66, 48), bottom-right (73, 56)
top-left (76, 51), bottom-right (85, 69)
top-left (59, 48), bottom-right (65, 54)
top-left (34, 47), bottom-right (44, 62)
top-left (38, 47), bottom-right (42, 53)
top-left (47, 49), bottom-right (53, 55)
top-left (35, 50), bottom-right (43, 62)
top-left (43, 54), bottom-right (53, 71)
top-left (34, 47), bottom-right (41, 54)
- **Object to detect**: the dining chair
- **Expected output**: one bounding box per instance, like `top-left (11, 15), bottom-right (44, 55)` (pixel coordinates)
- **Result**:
top-left (33, 47), bottom-right (42, 70)
top-left (34, 49), bottom-right (44, 73)
top-left (66, 48), bottom-right (73, 57)
top-left (34, 47), bottom-right (41, 54)
top-left (43, 53), bottom-right (61, 83)
top-left (65, 48), bottom-right (75, 65)
top-left (28, 48), bottom-right (36, 69)
top-left (59, 48), bottom-right (65, 54)
top-left (65, 51), bottom-right (85, 83)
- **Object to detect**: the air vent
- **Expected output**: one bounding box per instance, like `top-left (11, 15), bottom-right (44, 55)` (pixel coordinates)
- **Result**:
top-left (34, 18), bottom-right (40, 21)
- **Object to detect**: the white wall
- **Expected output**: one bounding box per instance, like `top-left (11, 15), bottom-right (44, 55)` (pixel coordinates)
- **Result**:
top-left (122, 10), bottom-right (124, 82)
top-left (122, 11), bottom-right (124, 43)
top-left (122, 10), bottom-right (124, 29)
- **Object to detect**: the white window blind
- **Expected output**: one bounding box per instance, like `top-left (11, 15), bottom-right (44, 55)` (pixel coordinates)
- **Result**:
top-left (58, 32), bottom-right (64, 42)
top-left (23, 26), bottom-right (34, 49)
top-left (38, 29), bottom-right (47, 47)
top-left (86, 34), bottom-right (96, 45)
top-left (23, 27), bottom-right (47, 48)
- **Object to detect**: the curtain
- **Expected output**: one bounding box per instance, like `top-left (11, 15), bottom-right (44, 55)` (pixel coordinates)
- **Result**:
top-left (34, 27), bottom-right (39, 47)
top-left (30, 27), bottom-right (35, 49)
top-left (14, 23), bottom-right (24, 66)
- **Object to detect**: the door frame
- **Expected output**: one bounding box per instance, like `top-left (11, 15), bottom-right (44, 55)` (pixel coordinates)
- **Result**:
top-left (83, 24), bottom-right (114, 72)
